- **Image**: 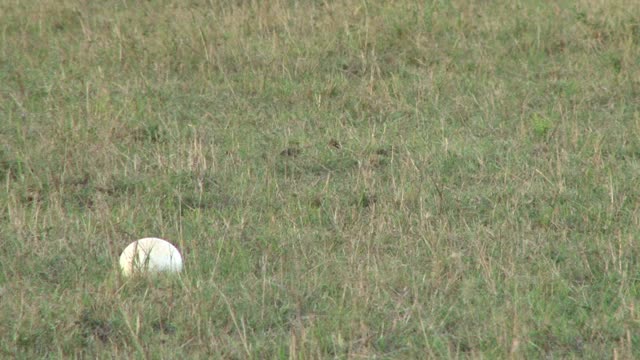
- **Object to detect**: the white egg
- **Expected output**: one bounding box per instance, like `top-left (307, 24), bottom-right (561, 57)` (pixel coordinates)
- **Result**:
top-left (119, 237), bottom-right (183, 276)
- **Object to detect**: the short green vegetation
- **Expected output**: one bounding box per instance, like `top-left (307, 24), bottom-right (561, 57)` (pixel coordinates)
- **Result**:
top-left (1, 0), bottom-right (640, 358)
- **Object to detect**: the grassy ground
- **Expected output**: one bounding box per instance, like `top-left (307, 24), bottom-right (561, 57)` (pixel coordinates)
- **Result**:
top-left (1, 0), bottom-right (640, 358)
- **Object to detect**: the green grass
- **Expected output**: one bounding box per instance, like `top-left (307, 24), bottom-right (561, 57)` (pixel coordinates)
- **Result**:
top-left (1, 0), bottom-right (640, 357)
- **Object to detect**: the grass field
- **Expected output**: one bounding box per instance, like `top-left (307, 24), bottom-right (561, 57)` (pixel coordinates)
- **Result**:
top-left (2, 0), bottom-right (640, 358)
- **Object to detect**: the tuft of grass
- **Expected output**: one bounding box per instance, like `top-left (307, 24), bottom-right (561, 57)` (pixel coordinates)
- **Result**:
top-left (1, 0), bottom-right (640, 357)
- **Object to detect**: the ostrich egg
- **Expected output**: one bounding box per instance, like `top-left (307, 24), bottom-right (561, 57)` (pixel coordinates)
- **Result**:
top-left (119, 237), bottom-right (183, 276)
